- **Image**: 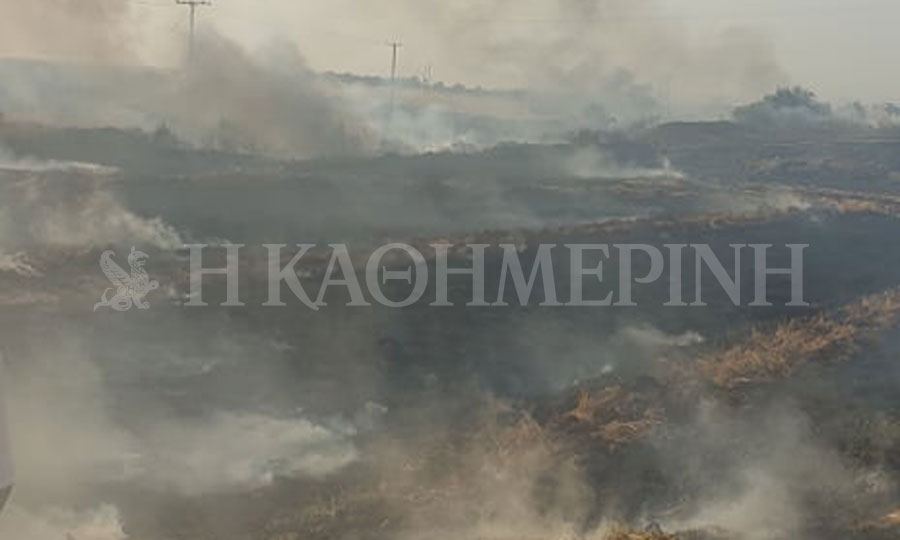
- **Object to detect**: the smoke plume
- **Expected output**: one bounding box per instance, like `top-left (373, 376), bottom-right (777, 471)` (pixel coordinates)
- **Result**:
top-left (0, 0), bottom-right (134, 63)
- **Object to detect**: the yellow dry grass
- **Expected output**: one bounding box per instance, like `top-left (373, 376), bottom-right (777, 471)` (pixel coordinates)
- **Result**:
top-left (603, 526), bottom-right (679, 540)
top-left (548, 387), bottom-right (664, 449)
top-left (880, 509), bottom-right (900, 526)
top-left (699, 288), bottom-right (900, 389)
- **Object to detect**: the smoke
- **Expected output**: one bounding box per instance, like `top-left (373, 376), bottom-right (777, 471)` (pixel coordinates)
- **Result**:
top-left (734, 86), bottom-right (835, 127)
top-left (373, 385), bottom-right (879, 540)
top-left (0, 9), bottom-right (893, 539)
top-left (147, 33), bottom-right (376, 159)
top-left (0, 36), bottom-right (376, 159)
top-left (705, 185), bottom-right (813, 216)
top-left (561, 147), bottom-right (684, 180)
top-left (140, 412), bottom-right (357, 496)
top-left (364, 401), bottom-right (595, 540)
top-left (335, 0), bottom-right (785, 113)
top-left (0, 170), bottom-right (182, 251)
top-left (0, 252), bottom-right (40, 278)
top-left (0, 1), bottom-right (788, 153)
top-left (0, 0), bottom-right (133, 64)
top-left (0, 312), bottom-right (361, 538)
top-left (0, 504), bottom-right (126, 540)
top-left (733, 86), bottom-right (900, 130)
top-left (0, 0), bottom-right (789, 112)
top-left (4, 320), bottom-right (360, 494)
top-left (663, 400), bottom-right (869, 539)
top-left (4, 337), bottom-right (140, 494)
top-left (0, 145), bottom-right (118, 175)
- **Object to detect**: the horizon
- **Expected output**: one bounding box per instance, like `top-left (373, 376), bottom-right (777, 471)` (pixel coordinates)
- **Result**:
top-left (1, 1), bottom-right (899, 105)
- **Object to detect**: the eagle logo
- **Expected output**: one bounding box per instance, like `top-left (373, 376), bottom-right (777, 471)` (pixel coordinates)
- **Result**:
top-left (94, 247), bottom-right (159, 312)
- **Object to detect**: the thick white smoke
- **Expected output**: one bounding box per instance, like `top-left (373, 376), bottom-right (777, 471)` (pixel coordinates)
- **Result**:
top-left (140, 412), bottom-right (357, 496)
top-left (280, 0), bottom-right (786, 113)
top-left (0, 170), bottom-right (182, 251)
top-left (561, 147), bottom-right (684, 180)
top-left (0, 504), bottom-right (127, 540)
top-left (144, 33), bottom-right (376, 159)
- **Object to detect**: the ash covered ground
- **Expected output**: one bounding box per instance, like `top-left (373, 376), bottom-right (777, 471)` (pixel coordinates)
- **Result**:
top-left (1, 16), bottom-right (900, 540)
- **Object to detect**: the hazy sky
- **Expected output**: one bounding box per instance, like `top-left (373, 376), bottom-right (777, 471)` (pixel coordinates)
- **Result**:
top-left (3, 0), bottom-right (899, 102)
top-left (662, 0), bottom-right (900, 102)
top-left (173, 0), bottom-right (899, 102)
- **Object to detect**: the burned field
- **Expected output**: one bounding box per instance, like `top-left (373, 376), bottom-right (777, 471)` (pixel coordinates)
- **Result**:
top-left (2, 119), bottom-right (900, 540)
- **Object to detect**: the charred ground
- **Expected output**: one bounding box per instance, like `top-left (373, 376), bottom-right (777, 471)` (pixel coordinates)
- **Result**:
top-left (2, 111), bottom-right (900, 540)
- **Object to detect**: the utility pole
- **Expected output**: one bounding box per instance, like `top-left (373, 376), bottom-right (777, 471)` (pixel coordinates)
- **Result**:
top-left (176, 0), bottom-right (212, 60)
top-left (386, 41), bottom-right (403, 121)
top-left (420, 65), bottom-right (434, 98)
top-left (387, 41), bottom-right (403, 86)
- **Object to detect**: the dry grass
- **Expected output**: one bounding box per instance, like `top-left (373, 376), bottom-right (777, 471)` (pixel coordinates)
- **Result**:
top-left (879, 509), bottom-right (900, 526)
top-left (698, 315), bottom-right (855, 388)
top-left (404, 210), bottom-right (805, 262)
top-left (699, 288), bottom-right (900, 389)
top-left (269, 288), bottom-right (900, 540)
top-left (547, 387), bottom-right (664, 450)
top-left (487, 409), bottom-right (557, 458)
top-left (843, 288), bottom-right (900, 328)
top-left (802, 186), bottom-right (900, 216)
top-left (855, 508), bottom-right (900, 536)
top-left (603, 526), bottom-right (679, 540)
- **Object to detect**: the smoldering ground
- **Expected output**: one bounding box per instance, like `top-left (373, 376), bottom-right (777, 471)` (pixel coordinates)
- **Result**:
top-left (3, 172), bottom-right (900, 539)
top-left (1, 2), bottom-right (900, 540)
top-left (5, 95), bottom-right (900, 539)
